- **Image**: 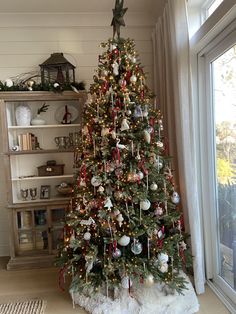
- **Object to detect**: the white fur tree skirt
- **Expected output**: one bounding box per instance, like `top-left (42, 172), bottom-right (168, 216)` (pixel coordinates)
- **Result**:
top-left (71, 272), bottom-right (199, 314)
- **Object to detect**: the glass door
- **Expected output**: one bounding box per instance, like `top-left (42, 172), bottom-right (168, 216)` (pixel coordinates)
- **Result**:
top-left (212, 43), bottom-right (236, 302)
top-left (199, 28), bottom-right (236, 309)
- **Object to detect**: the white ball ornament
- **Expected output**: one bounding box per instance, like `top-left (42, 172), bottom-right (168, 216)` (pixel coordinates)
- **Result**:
top-left (150, 182), bottom-right (158, 191)
top-left (126, 109), bottom-right (132, 116)
top-left (140, 199), bottom-right (151, 211)
top-left (84, 232), bottom-right (91, 241)
top-left (131, 56), bottom-right (137, 63)
top-left (121, 276), bottom-right (132, 289)
top-left (130, 74), bottom-right (137, 83)
top-left (118, 235), bottom-right (130, 246)
top-left (144, 274), bottom-right (155, 287)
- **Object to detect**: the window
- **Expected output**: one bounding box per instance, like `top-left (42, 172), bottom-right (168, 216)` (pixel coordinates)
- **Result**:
top-left (198, 21), bottom-right (236, 312)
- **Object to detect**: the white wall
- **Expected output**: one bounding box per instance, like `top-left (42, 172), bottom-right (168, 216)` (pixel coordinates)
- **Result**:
top-left (0, 12), bottom-right (155, 256)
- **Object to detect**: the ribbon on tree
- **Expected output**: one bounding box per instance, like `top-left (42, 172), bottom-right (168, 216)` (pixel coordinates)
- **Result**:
top-left (87, 124), bottom-right (93, 144)
top-left (139, 159), bottom-right (148, 175)
top-left (112, 146), bottom-right (121, 164)
top-left (59, 266), bottom-right (67, 291)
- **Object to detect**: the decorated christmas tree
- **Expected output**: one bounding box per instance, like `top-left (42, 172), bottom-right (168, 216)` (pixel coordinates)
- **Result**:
top-left (57, 0), bottom-right (191, 303)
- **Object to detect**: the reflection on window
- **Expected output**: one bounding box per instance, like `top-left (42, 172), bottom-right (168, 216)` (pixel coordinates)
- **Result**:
top-left (213, 44), bottom-right (236, 290)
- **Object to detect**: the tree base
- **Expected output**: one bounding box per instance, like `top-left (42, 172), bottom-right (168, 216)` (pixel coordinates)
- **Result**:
top-left (70, 272), bottom-right (199, 314)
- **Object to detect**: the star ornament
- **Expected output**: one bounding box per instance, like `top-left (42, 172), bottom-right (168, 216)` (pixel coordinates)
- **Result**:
top-left (111, 0), bottom-right (128, 39)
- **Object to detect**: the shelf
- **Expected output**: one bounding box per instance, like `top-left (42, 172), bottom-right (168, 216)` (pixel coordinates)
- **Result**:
top-left (7, 149), bottom-right (74, 155)
top-left (12, 174), bottom-right (73, 181)
top-left (8, 124), bottom-right (81, 130)
top-left (11, 197), bottom-right (71, 206)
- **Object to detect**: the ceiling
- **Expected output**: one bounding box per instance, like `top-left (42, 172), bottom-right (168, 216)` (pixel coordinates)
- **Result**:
top-left (0, 0), bottom-right (167, 14)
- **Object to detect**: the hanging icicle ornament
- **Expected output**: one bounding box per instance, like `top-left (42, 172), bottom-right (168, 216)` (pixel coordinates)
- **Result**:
top-left (150, 182), bottom-right (158, 191)
top-left (120, 118), bottom-right (130, 131)
top-left (118, 235), bottom-right (130, 246)
top-left (131, 239), bottom-right (143, 255)
top-left (140, 199), bottom-right (151, 211)
top-left (171, 191), bottom-right (180, 204)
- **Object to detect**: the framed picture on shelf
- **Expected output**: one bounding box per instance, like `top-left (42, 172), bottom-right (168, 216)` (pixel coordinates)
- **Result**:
top-left (40, 185), bottom-right (50, 199)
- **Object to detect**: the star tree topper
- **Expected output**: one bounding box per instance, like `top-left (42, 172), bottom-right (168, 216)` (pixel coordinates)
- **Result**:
top-left (111, 0), bottom-right (128, 39)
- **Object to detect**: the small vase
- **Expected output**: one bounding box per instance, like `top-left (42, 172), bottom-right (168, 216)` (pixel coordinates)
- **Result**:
top-left (31, 114), bottom-right (46, 125)
top-left (15, 104), bottom-right (31, 126)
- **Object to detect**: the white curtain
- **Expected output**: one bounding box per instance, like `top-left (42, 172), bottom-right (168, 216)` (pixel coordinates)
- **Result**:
top-left (152, 0), bottom-right (205, 294)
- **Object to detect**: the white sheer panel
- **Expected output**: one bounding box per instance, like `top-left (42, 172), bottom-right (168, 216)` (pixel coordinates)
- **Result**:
top-left (152, 0), bottom-right (205, 294)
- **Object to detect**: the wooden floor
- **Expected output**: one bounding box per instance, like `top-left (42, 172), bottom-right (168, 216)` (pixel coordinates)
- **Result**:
top-left (0, 257), bottom-right (230, 314)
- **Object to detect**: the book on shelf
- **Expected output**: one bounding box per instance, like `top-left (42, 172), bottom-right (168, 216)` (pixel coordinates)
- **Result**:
top-left (17, 133), bottom-right (38, 151)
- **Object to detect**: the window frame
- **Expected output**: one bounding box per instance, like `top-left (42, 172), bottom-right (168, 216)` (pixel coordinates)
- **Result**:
top-left (197, 19), bottom-right (236, 312)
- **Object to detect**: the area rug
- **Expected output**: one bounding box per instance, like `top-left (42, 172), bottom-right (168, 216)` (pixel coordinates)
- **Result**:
top-left (0, 299), bottom-right (46, 314)
top-left (72, 272), bottom-right (199, 314)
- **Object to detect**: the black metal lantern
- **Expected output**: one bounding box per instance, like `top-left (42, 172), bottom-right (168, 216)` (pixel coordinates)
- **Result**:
top-left (39, 53), bottom-right (75, 86)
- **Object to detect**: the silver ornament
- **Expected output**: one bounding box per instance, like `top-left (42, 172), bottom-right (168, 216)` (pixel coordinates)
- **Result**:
top-left (140, 199), bottom-right (151, 211)
top-left (131, 240), bottom-right (143, 255)
top-left (91, 176), bottom-right (102, 187)
top-left (84, 232), bottom-right (91, 241)
top-left (150, 182), bottom-right (158, 191)
top-left (118, 235), bottom-right (130, 246)
top-left (112, 248), bottom-right (122, 258)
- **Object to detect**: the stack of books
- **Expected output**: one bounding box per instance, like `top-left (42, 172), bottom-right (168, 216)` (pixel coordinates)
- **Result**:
top-left (17, 133), bottom-right (39, 151)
